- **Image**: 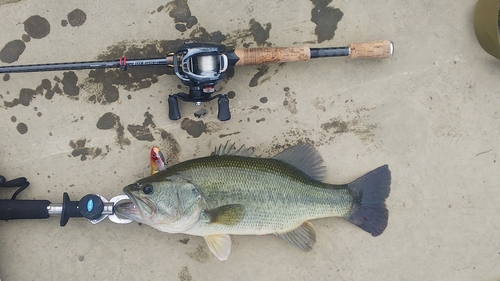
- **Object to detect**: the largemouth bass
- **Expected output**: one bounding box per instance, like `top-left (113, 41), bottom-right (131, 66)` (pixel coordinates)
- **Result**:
top-left (115, 143), bottom-right (391, 261)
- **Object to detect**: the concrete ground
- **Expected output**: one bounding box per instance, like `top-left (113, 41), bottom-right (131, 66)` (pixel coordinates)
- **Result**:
top-left (0, 0), bottom-right (499, 280)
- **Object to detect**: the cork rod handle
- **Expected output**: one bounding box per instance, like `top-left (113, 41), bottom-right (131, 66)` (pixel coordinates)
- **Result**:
top-left (233, 47), bottom-right (311, 66)
top-left (348, 40), bottom-right (394, 59)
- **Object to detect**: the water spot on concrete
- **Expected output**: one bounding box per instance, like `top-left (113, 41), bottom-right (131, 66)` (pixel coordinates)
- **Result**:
top-left (164, 0), bottom-right (198, 30)
top-left (21, 34), bottom-right (30, 42)
top-left (0, 40), bottom-right (26, 63)
top-left (67, 9), bottom-right (87, 27)
top-left (16, 122), bottom-right (27, 134)
top-left (23, 15), bottom-right (50, 39)
top-left (11, 116), bottom-right (16, 122)
top-left (283, 89), bottom-right (298, 114)
top-left (78, 255), bottom-right (84, 262)
top-left (158, 129), bottom-right (180, 164)
top-left (61, 20), bottom-right (68, 27)
top-left (61, 71), bottom-right (80, 97)
top-left (37, 112), bottom-right (42, 117)
top-left (310, 0), bottom-right (344, 43)
top-left (178, 238), bottom-right (190, 244)
top-left (127, 112), bottom-right (156, 141)
top-left (249, 65), bottom-right (269, 87)
top-left (187, 244), bottom-right (210, 263)
top-left (0, 0), bottom-right (21, 5)
top-left (219, 131), bottom-right (240, 138)
top-left (249, 18), bottom-right (272, 46)
top-left (256, 118), bottom-right (265, 123)
top-left (69, 138), bottom-right (109, 161)
top-left (251, 105), bottom-right (259, 110)
top-left (227, 91), bottom-right (236, 99)
top-left (181, 118), bottom-right (206, 138)
top-left (3, 74), bottom-right (10, 81)
top-left (259, 97), bottom-right (268, 103)
top-left (96, 112), bottom-right (131, 148)
top-left (178, 266), bottom-right (193, 281)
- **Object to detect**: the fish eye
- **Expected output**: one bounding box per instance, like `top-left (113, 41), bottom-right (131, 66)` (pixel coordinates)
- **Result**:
top-left (143, 184), bottom-right (154, 194)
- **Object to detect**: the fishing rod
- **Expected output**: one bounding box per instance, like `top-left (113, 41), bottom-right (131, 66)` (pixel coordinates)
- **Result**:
top-left (0, 174), bottom-right (131, 225)
top-left (0, 40), bottom-right (394, 121)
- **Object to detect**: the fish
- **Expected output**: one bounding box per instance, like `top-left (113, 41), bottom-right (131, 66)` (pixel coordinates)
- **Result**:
top-left (115, 142), bottom-right (391, 261)
top-left (150, 146), bottom-right (167, 175)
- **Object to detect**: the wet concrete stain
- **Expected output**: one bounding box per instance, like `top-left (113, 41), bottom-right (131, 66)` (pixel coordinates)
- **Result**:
top-left (187, 244), bottom-right (210, 263)
top-left (23, 15), bottom-right (50, 39)
top-left (249, 65), bottom-right (269, 87)
top-left (11, 116), bottom-right (16, 122)
top-left (69, 138), bottom-right (109, 161)
top-left (313, 97), bottom-right (326, 112)
top-left (158, 128), bottom-right (181, 164)
top-left (259, 97), bottom-right (268, 103)
top-left (178, 238), bottom-right (190, 244)
top-left (160, 0), bottom-right (198, 31)
top-left (96, 112), bottom-right (131, 148)
top-left (4, 79), bottom-right (55, 107)
top-left (256, 118), bottom-right (265, 123)
top-left (283, 88), bottom-right (298, 114)
top-left (0, 0), bottom-right (21, 5)
top-left (61, 71), bottom-right (80, 97)
top-left (0, 40), bottom-right (26, 63)
top-left (227, 91), bottom-right (236, 99)
top-left (219, 131), bottom-right (240, 138)
top-left (249, 18), bottom-right (272, 46)
top-left (67, 9), bottom-right (87, 27)
top-left (3, 74), bottom-right (10, 81)
top-left (311, 0), bottom-right (344, 43)
top-left (16, 122), bottom-right (27, 134)
top-left (61, 20), bottom-right (68, 27)
top-left (181, 118), bottom-right (206, 138)
top-left (178, 266), bottom-right (193, 281)
top-left (127, 111), bottom-right (156, 141)
top-left (21, 34), bottom-right (30, 43)
top-left (320, 116), bottom-right (376, 141)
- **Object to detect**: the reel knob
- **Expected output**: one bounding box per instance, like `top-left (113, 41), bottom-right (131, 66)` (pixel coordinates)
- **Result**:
top-left (217, 95), bottom-right (231, 121)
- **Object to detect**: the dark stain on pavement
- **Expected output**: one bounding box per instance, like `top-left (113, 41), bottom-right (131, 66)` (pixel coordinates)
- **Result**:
top-left (127, 111), bottom-right (156, 141)
top-left (249, 18), bottom-right (272, 46)
top-left (67, 9), bottom-right (87, 27)
top-left (310, 0), bottom-right (344, 43)
top-left (178, 266), bottom-right (193, 281)
top-left (16, 122), bottom-right (28, 134)
top-left (0, 40), bottom-right (26, 63)
top-left (181, 118), bottom-right (206, 138)
top-left (69, 138), bottom-right (109, 161)
top-left (23, 15), bottom-right (50, 39)
top-left (161, 0), bottom-right (198, 31)
top-left (96, 112), bottom-right (131, 148)
top-left (4, 79), bottom-right (55, 107)
top-left (249, 65), bottom-right (269, 87)
top-left (62, 71), bottom-right (80, 97)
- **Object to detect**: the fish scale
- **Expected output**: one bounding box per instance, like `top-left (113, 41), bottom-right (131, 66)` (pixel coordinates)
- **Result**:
top-left (166, 155), bottom-right (353, 236)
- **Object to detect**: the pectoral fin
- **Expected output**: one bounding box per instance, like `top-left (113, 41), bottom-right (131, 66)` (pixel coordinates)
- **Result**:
top-left (275, 221), bottom-right (316, 252)
top-left (204, 204), bottom-right (245, 225)
top-left (204, 234), bottom-right (231, 261)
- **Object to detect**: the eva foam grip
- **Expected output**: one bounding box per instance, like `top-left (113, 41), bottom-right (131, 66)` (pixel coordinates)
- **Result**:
top-left (0, 199), bottom-right (50, 220)
top-left (348, 40), bottom-right (394, 59)
top-left (233, 47), bottom-right (311, 66)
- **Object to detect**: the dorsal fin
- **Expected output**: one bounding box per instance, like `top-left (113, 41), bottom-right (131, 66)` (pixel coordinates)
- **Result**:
top-left (212, 142), bottom-right (255, 157)
top-left (272, 143), bottom-right (326, 181)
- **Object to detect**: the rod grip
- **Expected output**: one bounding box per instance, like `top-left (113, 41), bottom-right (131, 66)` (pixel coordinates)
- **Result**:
top-left (233, 47), bottom-right (311, 66)
top-left (0, 199), bottom-right (50, 220)
top-left (348, 40), bottom-right (394, 59)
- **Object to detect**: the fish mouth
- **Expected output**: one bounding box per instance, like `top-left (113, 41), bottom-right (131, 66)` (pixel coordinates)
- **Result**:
top-left (119, 188), bottom-right (157, 219)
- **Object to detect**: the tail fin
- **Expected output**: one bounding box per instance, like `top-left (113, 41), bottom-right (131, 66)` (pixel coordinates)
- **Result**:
top-left (347, 165), bottom-right (391, 237)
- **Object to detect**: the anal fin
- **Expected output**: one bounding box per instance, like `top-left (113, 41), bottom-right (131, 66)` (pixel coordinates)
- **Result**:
top-left (275, 221), bottom-right (317, 252)
top-left (204, 234), bottom-right (232, 261)
top-left (204, 204), bottom-right (245, 225)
